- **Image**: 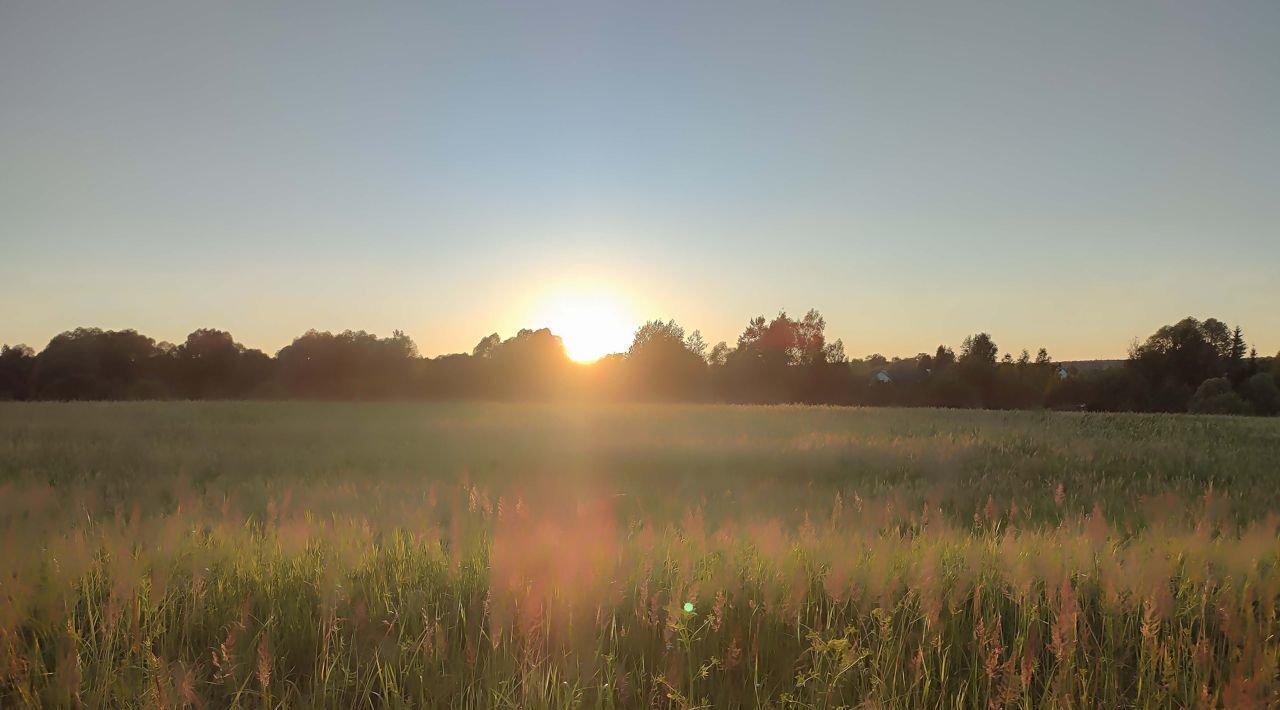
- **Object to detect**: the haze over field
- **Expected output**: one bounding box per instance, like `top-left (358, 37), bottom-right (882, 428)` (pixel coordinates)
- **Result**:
top-left (3, 1), bottom-right (1279, 359)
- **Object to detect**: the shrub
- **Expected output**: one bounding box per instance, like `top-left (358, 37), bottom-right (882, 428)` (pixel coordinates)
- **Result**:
top-left (1240, 372), bottom-right (1280, 416)
top-left (1189, 377), bottom-right (1253, 415)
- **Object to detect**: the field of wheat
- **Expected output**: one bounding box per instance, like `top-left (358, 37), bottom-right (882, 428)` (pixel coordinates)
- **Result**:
top-left (1, 402), bottom-right (1278, 708)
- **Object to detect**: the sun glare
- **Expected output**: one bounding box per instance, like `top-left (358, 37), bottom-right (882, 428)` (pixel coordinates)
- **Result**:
top-left (537, 289), bottom-right (636, 363)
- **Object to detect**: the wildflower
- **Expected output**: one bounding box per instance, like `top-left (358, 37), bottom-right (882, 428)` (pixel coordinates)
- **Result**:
top-left (255, 636), bottom-right (272, 690)
top-left (173, 661), bottom-right (197, 707)
top-left (710, 591), bottom-right (726, 631)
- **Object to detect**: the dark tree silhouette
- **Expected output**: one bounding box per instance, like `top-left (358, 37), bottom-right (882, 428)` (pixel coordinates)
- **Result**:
top-left (0, 344), bottom-right (35, 400)
top-left (1189, 377), bottom-right (1251, 415)
top-left (0, 312), bottom-right (1272, 416)
top-left (1241, 373), bottom-right (1280, 416)
top-left (933, 345), bottom-right (956, 370)
top-left (31, 328), bottom-right (166, 399)
top-left (471, 328), bottom-right (572, 399)
top-left (276, 329), bottom-right (418, 398)
top-left (623, 320), bottom-right (708, 400)
top-left (958, 333), bottom-right (999, 406)
top-left (1128, 317), bottom-right (1230, 411)
top-left (175, 329), bottom-right (274, 398)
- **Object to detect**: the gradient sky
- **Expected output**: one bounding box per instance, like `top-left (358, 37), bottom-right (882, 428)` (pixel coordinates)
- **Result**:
top-left (2, 1), bottom-right (1278, 360)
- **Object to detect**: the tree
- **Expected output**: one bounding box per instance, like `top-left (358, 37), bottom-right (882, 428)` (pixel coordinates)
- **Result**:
top-left (933, 346), bottom-right (956, 370)
top-left (1229, 326), bottom-right (1246, 365)
top-left (471, 328), bottom-right (571, 399)
top-left (959, 333), bottom-right (998, 366)
top-left (957, 333), bottom-right (1000, 406)
top-left (235, 348), bottom-right (275, 397)
top-left (1127, 317), bottom-right (1234, 409)
top-left (722, 309), bottom-right (844, 403)
top-left (1240, 373), bottom-right (1280, 416)
top-left (32, 328), bottom-right (166, 399)
top-left (275, 329), bottom-right (420, 398)
top-left (1201, 318), bottom-right (1232, 361)
top-left (628, 320), bottom-right (688, 358)
top-left (1, 314), bottom-right (1266, 415)
top-left (1225, 325), bottom-right (1248, 383)
top-left (794, 310), bottom-right (829, 366)
top-left (624, 320), bottom-right (708, 399)
top-left (823, 339), bottom-right (847, 364)
top-left (734, 313), bottom-right (795, 369)
top-left (736, 316), bottom-right (770, 353)
top-left (684, 330), bottom-right (708, 362)
top-left (708, 342), bottom-right (731, 367)
top-left (472, 333), bottom-right (501, 359)
top-left (0, 344), bottom-right (35, 400)
top-left (925, 370), bottom-right (981, 408)
top-left (1188, 377), bottom-right (1252, 415)
top-left (732, 310), bottom-right (838, 368)
top-left (175, 329), bottom-right (243, 398)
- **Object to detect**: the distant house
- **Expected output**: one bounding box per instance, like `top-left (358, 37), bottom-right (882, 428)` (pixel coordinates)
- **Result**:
top-left (1056, 366), bottom-right (1070, 380)
top-left (871, 366), bottom-right (931, 386)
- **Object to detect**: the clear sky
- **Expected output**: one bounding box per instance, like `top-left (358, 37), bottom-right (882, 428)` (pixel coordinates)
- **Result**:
top-left (2, 1), bottom-right (1277, 361)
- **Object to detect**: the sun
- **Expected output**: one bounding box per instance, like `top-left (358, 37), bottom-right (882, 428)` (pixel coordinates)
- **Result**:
top-left (536, 289), bottom-right (636, 363)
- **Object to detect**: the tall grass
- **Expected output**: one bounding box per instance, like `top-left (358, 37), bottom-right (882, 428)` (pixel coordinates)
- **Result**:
top-left (1, 402), bottom-right (1278, 707)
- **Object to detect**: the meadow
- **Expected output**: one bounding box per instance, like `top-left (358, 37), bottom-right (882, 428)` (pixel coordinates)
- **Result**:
top-left (1, 402), bottom-right (1278, 708)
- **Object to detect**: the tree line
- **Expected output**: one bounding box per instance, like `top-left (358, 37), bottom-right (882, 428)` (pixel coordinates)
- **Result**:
top-left (0, 312), bottom-right (1276, 415)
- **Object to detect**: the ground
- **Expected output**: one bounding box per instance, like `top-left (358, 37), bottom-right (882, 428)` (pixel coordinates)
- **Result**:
top-left (1, 402), bottom-right (1278, 707)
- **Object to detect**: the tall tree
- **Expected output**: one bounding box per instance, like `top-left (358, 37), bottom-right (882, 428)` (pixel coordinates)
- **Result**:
top-left (959, 333), bottom-right (999, 367)
top-left (933, 346), bottom-right (956, 370)
top-left (624, 320), bottom-right (708, 399)
top-left (0, 344), bottom-right (35, 400)
top-left (708, 342), bottom-right (731, 367)
top-left (175, 329), bottom-right (243, 398)
top-left (276, 329), bottom-right (419, 398)
top-left (1228, 326), bottom-right (1247, 381)
top-left (1129, 317), bottom-right (1220, 388)
top-left (958, 333), bottom-right (1000, 406)
top-left (1201, 318), bottom-right (1232, 361)
top-left (472, 333), bottom-right (501, 359)
top-left (32, 328), bottom-right (166, 399)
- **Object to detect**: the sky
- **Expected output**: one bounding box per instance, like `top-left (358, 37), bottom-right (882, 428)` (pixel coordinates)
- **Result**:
top-left (2, 1), bottom-right (1278, 361)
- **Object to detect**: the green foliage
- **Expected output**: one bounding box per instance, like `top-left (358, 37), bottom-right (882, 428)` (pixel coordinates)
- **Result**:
top-left (1240, 372), bottom-right (1280, 416)
top-left (1127, 317), bottom-right (1249, 411)
top-left (1188, 377), bottom-right (1253, 415)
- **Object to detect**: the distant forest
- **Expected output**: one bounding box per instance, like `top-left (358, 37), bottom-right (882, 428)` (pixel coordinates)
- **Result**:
top-left (1, 312), bottom-right (1276, 416)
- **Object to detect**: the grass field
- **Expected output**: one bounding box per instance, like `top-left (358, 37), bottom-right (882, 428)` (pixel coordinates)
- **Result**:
top-left (1, 402), bottom-right (1279, 708)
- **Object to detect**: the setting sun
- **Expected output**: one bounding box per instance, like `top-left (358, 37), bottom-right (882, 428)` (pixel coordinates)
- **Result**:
top-left (535, 289), bottom-right (636, 362)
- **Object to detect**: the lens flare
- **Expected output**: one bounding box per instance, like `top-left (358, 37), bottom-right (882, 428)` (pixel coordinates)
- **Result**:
top-left (536, 288), bottom-right (636, 363)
